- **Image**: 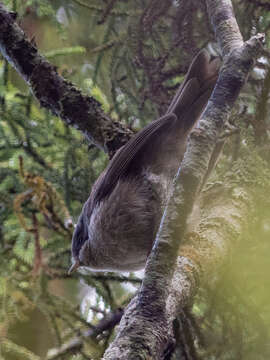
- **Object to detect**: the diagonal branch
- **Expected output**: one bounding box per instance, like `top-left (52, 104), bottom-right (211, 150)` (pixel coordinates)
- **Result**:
top-left (0, 3), bottom-right (132, 156)
top-left (103, 0), bottom-right (265, 358)
top-left (47, 308), bottom-right (124, 359)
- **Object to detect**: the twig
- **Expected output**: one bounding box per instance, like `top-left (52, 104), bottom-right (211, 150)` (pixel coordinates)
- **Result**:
top-left (47, 308), bottom-right (123, 359)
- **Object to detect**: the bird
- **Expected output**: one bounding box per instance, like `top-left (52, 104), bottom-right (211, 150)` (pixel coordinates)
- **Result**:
top-left (69, 49), bottom-right (220, 274)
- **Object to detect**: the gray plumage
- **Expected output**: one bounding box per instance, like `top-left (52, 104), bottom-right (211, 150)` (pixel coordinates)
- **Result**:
top-left (69, 49), bottom-right (220, 273)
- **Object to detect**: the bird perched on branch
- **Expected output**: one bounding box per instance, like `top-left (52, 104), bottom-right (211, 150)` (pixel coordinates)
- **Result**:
top-left (69, 49), bottom-right (220, 274)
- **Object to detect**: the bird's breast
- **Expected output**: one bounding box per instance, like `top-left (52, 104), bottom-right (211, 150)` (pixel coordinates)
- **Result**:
top-left (81, 175), bottom-right (164, 271)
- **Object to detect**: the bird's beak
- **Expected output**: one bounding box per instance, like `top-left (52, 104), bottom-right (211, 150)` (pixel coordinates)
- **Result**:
top-left (68, 260), bottom-right (81, 275)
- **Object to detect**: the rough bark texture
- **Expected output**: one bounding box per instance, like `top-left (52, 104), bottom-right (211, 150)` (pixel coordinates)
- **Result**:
top-left (0, 3), bottom-right (132, 156)
top-left (103, 0), bottom-right (264, 358)
top-left (104, 174), bottom-right (262, 359)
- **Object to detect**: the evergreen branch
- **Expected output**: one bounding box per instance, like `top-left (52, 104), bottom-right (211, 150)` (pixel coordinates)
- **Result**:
top-left (89, 39), bottom-right (117, 54)
top-left (1, 338), bottom-right (41, 360)
top-left (47, 308), bottom-right (123, 360)
top-left (246, 0), bottom-right (270, 11)
top-left (98, 0), bottom-right (119, 25)
top-left (44, 46), bottom-right (86, 59)
top-left (72, 0), bottom-right (139, 17)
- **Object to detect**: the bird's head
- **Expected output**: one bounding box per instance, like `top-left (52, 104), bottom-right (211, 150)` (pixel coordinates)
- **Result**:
top-left (68, 212), bottom-right (87, 274)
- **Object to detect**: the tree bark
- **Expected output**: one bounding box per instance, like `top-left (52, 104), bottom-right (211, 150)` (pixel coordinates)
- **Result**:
top-left (0, 3), bottom-right (132, 156)
top-left (103, 170), bottom-right (267, 359)
top-left (103, 0), bottom-right (264, 358)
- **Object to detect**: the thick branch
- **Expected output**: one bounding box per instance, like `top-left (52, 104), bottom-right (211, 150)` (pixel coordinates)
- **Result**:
top-left (207, 0), bottom-right (243, 57)
top-left (104, 172), bottom-right (264, 358)
top-left (103, 0), bottom-right (264, 358)
top-left (0, 3), bottom-right (132, 155)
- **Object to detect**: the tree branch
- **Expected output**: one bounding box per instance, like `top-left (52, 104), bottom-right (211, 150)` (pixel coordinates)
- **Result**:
top-left (0, 3), bottom-right (132, 156)
top-left (207, 0), bottom-right (243, 57)
top-left (103, 0), bottom-right (264, 358)
top-left (47, 308), bottom-right (124, 359)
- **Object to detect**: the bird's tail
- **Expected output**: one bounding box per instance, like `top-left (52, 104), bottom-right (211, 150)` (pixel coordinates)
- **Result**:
top-left (166, 49), bottom-right (220, 131)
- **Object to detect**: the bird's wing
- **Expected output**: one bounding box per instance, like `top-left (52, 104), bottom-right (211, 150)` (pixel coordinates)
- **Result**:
top-left (91, 111), bottom-right (178, 205)
top-left (90, 51), bottom-right (221, 207)
top-left (70, 112), bottom-right (176, 265)
top-left (70, 113), bottom-right (176, 262)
